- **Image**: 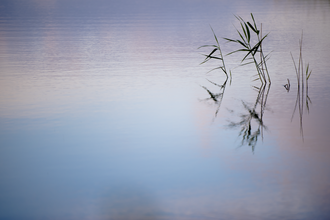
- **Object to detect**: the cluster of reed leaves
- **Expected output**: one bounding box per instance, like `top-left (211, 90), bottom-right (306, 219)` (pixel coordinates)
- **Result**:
top-left (225, 13), bottom-right (271, 85)
top-left (199, 13), bottom-right (271, 85)
top-left (290, 33), bottom-right (312, 139)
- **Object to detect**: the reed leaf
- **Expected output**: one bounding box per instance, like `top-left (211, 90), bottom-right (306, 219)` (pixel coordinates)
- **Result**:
top-left (211, 27), bottom-right (220, 46)
top-left (247, 21), bottom-right (257, 33)
top-left (245, 23), bottom-right (251, 43)
top-left (207, 48), bottom-right (218, 57)
top-left (237, 39), bottom-right (248, 48)
top-left (206, 66), bottom-right (225, 74)
top-left (240, 61), bottom-right (255, 66)
top-left (198, 45), bottom-right (218, 49)
top-left (223, 37), bottom-right (237, 43)
top-left (240, 22), bottom-right (247, 40)
top-left (207, 56), bottom-right (223, 60)
top-left (306, 64), bottom-right (312, 80)
top-left (236, 29), bottom-right (248, 45)
top-left (250, 13), bottom-right (259, 34)
top-left (226, 48), bottom-right (252, 57)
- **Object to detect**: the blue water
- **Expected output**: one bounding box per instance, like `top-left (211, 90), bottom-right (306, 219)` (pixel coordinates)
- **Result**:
top-left (1, 0), bottom-right (330, 219)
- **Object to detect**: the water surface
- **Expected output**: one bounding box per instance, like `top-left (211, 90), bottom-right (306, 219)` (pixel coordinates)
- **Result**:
top-left (1, 0), bottom-right (330, 220)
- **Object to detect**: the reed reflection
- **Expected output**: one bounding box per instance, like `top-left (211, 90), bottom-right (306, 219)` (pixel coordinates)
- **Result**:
top-left (200, 76), bottom-right (270, 152)
top-left (200, 78), bottom-right (229, 120)
top-left (227, 84), bottom-right (270, 152)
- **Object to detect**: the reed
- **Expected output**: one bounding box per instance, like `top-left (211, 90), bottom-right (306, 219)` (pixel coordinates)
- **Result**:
top-left (199, 14), bottom-right (270, 85)
top-left (290, 32), bottom-right (312, 139)
top-left (199, 27), bottom-right (231, 81)
top-left (224, 13), bottom-right (271, 85)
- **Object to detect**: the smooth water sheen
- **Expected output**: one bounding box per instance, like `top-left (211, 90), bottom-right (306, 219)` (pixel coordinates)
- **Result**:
top-left (1, 0), bottom-right (330, 220)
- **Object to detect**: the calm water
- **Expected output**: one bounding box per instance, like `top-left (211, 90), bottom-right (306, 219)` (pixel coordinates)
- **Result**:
top-left (1, 0), bottom-right (330, 219)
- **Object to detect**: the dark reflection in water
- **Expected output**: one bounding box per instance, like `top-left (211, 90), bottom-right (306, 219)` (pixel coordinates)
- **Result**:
top-left (201, 77), bottom-right (271, 152)
top-left (200, 78), bottom-right (229, 120)
top-left (227, 84), bottom-right (270, 152)
top-left (291, 78), bottom-right (309, 140)
top-left (201, 69), bottom-right (313, 151)
top-left (201, 66), bottom-right (314, 151)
